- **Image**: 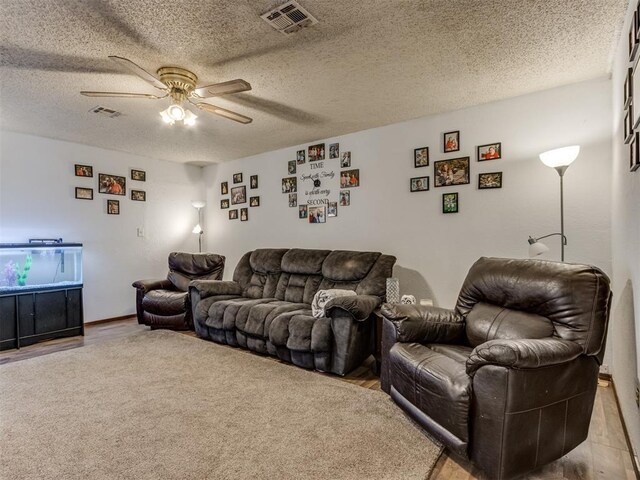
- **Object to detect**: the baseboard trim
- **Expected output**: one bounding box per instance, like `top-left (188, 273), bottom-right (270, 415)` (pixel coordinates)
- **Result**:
top-left (85, 315), bottom-right (136, 326)
top-left (609, 378), bottom-right (640, 478)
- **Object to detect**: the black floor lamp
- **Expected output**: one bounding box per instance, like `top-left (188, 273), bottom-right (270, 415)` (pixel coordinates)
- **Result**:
top-left (528, 145), bottom-right (580, 262)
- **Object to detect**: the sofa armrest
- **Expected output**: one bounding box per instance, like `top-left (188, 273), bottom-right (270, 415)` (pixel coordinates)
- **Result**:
top-left (132, 278), bottom-right (173, 293)
top-left (325, 295), bottom-right (381, 321)
top-left (380, 304), bottom-right (465, 344)
top-left (189, 280), bottom-right (243, 299)
top-left (466, 338), bottom-right (584, 377)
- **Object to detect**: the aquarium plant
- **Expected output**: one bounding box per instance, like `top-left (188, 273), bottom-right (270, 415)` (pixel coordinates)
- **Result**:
top-left (16, 255), bottom-right (32, 287)
top-left (1, 260), bottom-right (18, 286)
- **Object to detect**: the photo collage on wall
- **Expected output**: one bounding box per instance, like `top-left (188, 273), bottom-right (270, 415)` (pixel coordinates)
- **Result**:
top-left (74, 164), bottom-right (147, 215)
top-left (220, 172), bottom-right (259, 221)
top-left (287, 141), bottom-right (358, 224)
top-left (410, 130), bottom-right (504, 214)
top-left (624, 1), bottom-right (640, 172)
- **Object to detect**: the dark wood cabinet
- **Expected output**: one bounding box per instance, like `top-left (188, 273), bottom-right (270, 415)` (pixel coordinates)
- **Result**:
top-left (0, 288), bottom-right (84, 351)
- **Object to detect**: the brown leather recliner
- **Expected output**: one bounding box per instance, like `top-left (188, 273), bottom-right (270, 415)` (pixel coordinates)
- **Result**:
top-left (381, 257), bottom-right (611, 480)
top-left (132, 252), bottom-right (225, 330)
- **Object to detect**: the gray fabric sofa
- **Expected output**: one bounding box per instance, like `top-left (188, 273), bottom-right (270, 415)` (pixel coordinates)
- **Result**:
top-left (190, 248), bottom-right (396, 375)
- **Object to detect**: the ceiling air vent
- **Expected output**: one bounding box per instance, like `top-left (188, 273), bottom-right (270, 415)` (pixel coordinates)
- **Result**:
top-left (261, 1), bottom-right (318, 35)
top-left (89, 106), bottom-right (122, 118)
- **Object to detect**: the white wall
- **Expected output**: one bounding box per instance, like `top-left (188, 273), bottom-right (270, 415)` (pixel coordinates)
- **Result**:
top-left (203, 78), bottom-right (612, 312)
top-left (0, 131), bottom-right (204, 321)
top-left (611, 0), bottom-right (640, 465)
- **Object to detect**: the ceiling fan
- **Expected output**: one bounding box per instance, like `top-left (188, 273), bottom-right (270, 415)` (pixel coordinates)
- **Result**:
top-left (81, 56), bottom-right (252, 126)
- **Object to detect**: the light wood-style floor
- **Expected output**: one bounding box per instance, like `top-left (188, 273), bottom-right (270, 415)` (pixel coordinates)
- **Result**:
top-left (1, 318), bottom-right (637, 480)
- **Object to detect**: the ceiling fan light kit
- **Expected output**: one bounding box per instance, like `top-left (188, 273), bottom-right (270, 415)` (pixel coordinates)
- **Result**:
top-left (80, 57), bottom-right (253, 127)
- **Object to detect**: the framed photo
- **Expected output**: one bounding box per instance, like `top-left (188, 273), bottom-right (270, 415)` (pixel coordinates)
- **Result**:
top-left (98, 173), bottom-right (126, 196)
top-left (308, 143), bottom-right (325, 162)
top-left (288, 193), bottom-right (297, 207)
top-left (327, 202), bottom-right (338, 217)
top-left (339, 190), bottom-right (350, 206)
top-left (233, 173), bottom-right (243, 184)
top-left (631, 132), bottom-right (640, 172)
top-left (410, 176), bottom-right (429, 192)
top-left (231, 185), bottom-right (246, 205)
top-left (341, 151), bottom-right (351, 168)
top-left (478, 172), bottom-right (503, 189)
top-left (297, 150), bottom-right (306, 164)
top-left (240, 208), bottom-right (248, 222)
top-left (444, 131), bottom-right (460, 153)
top-left (414, 147), bottom-right (429, 167)
top-left (131, 190), bottom-right (146, 201)
top-left (299, 204), bottom-right (308, 219)
top-left (434, 157), bottom-right (470, 187)
top-left (229, 209), bottom-right (238, 220)
top-left (288, 160), bottom-right (297, 175)
top-left (221, 199), bottom-right (230, 209)
top-left (282, 177), bottom-right (297, 193)
top-left (329, 143), bottom-right (339, 159)
top-left (340, 169), bottom-right (359, 188)
top-left (625, 106), bottom-right (634, 144)
top-left (250, 175), bottom-right (258, 189)
top-left (75, 164), bottom-right (93, 177)
top-left (442, 193), bottom-right (459, 214)
top-left (107, 199), bottom-right (120, 215)
top-left (75, 187), bottom-right (93, 200)
top-left (221, 182), bottom-right (229, 195)
top-left (308, 205), bottom-right (326, 224)
top-left (477, 142), bottom-right (502, 161)
top-left (630, 11), bottom-right (639, 63)
top-left (633, 58), bottom-right (640, 128)
top-left (625, 67), bottom-right (633, 109)
top-left (131, 169), bottom-right (146, 181)
top-left (249, 196), bottom-right (260, 207)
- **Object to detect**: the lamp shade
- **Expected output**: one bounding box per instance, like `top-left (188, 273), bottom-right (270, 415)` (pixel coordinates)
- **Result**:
top-left (192, 224), bottom-right (203, 234)
top-left (539, 145), bottom-right (580, 168)
top-left (191, 201), bottom-right (206, 209)
top-left (528, 240), bottom-right (550, 257)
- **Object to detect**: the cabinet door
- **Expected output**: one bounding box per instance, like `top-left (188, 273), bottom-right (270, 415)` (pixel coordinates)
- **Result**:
top-left (0, 296), bottom-right (17, 346)
top-left (67, 289), bottom-right (83, 328)
top-left (35, 291), bottom-right (67, 334)
top-left (17, 294), bottom-right (35, 337)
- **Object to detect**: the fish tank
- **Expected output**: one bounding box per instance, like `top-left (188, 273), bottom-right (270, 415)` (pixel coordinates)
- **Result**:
top-left (0, 242), bottom-right (83, 294)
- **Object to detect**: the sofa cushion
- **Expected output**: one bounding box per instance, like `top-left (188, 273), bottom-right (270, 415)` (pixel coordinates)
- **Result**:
top-left (240, 301), bottom-right (308, 337)
top-left (281, 249), bottom-right (330, 275)
top-left (389, 342), bottom-right (471, 444)
top-left (141, 289), bottom-right (188, 316)
top-left (321, 251), bottom-right (381, 282)
top-left (269, 311), bottom-right (332, 353)
top-left (426, 344), bottom-right (473, 364)
top-left (193, 294), bottom-right (242, 326)
top-left (204, 297), bottom-right (276, 331)
top-left (465, 302), bottom-right (555, 348)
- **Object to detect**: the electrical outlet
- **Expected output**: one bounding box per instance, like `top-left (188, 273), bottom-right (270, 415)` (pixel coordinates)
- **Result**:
top-left (137, 227), bottom-right (145, 238)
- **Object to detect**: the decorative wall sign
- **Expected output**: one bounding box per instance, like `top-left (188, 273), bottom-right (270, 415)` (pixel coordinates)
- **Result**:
top-left (442, 193), bottom-right (459, 214)
top-left (434, 158), bottom-right (470, 187)
top-left (478, 172), bottom-right (503, 189)
top-left (75, 164), bottom-right (93, 177)
top-left (444, 131), bottom-right (460, 152)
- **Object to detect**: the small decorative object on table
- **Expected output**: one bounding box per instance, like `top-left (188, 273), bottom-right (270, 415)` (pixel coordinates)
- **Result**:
top-left (400, 295), bottom-right (416, 304)
top-left (386, 278), bottom-right (400, 304)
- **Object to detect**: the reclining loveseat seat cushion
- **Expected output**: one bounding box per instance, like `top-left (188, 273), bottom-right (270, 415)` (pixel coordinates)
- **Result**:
top-left (141, 289), bottom-right (188, 316)
top-left (389, 342), bottom-right (472, 449)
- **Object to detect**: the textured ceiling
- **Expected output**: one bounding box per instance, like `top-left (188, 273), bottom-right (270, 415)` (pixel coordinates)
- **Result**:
top-left (0, 0), bottom-right (628, 165)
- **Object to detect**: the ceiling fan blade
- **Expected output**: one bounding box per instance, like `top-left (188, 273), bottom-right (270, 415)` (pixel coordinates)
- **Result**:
top-left (108, 56), bottom-right (166, 90)
top-left (194, 102), bottom-right (253, 124)
top-left (193, 79), bottom-right (252, 98)
top-left (81, 91), bottom-right (162, 99)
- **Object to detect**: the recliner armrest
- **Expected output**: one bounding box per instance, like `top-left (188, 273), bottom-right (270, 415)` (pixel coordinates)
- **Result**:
top-left (325, 294), bottom-right (381, 321)
top-left (380, 304), bottom-right (465, 344)
top-left (189, 280), bottom-right (243, 299)
top-left (132, 278), bottom-right (173, 293)
top-left (466, 338), bottom-right (584, 377)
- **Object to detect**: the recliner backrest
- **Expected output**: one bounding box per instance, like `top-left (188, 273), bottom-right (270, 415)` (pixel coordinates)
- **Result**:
top-left (455, 257), bottom-right (611, 357)
top-left (232, 248), bottom-right (396, 303)
top-left (167, 252), bottom-right (225, 291)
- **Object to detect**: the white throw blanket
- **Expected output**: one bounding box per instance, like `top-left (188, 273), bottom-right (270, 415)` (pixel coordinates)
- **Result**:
top-left (311, 289), bottom-right (357, 318)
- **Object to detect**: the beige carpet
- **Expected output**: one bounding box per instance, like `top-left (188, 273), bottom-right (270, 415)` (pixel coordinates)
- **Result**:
top-left (0, 331), bottom-right (442, 480)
